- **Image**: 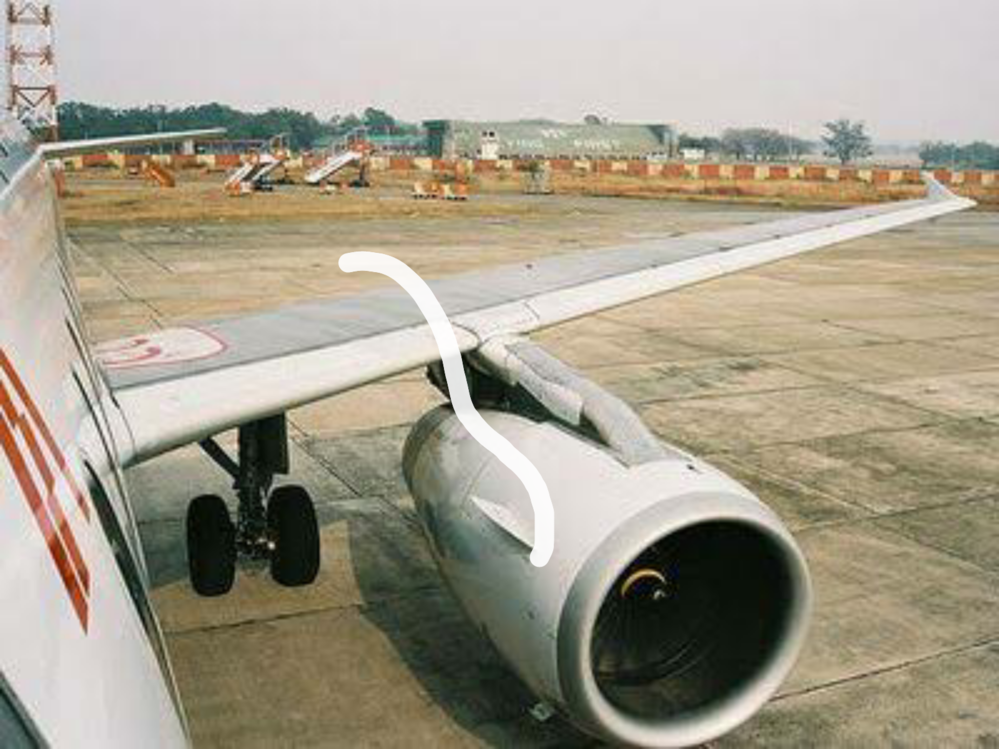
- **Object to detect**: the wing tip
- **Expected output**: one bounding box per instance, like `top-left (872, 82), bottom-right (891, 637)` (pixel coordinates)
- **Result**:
top-left (922, 171), bottom-right (977, 209)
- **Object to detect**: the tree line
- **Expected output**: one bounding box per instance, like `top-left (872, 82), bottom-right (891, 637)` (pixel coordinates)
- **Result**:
top-left (57, 102), bottom-right (418, 151)
top-left (679, 128), bottom-right (814, 162)
top-left (679, 120), bottom-right (873, 164)
top-left (918, 141), bottom-right (999, 170)
top-left (682, 119), bottom-right (999, 169)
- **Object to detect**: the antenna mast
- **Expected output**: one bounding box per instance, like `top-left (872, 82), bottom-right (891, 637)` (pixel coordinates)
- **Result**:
top-left (5, 1), bottom-right (58, 140)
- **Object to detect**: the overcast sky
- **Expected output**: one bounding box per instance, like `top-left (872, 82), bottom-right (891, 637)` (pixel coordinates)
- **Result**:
top-left (56, 0), bottom-right (997, 143)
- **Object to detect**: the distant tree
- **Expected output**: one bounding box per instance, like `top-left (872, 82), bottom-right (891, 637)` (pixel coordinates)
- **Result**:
top-left (583, 114), bottom-right (605, 125)
top-left (721, 129), bottom-right (750, 160)
top-left (362, 107), bottom-right (396, 133)
top-left (746, 128), bottom-right (787, 161)
top-left (786, 136), bottom-right (814, 160)
top-left (960, 141), bottom-right (999, 169)
top-left (919, 141), bottom-right (958, 167)
top-left (719, 127), bottom-right (810, 162)
top-left (678, 133), bottom-right (721, 153)
top-left (822, 119), bottom-right (873, 164)
top-left (255, 107), bottom-right (327, 150)
top-left (702, 136), bottom-right (723, 154)
top-left (332, 113), bottom-right (363, 136)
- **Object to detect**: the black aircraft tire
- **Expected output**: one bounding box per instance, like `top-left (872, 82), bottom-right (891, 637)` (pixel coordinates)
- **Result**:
top-left (268, 485), bottom-right (321, 587)
top-left (186, 494), bottom-right (236, 596)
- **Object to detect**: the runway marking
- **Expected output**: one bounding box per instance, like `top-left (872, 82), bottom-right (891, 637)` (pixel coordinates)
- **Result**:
top-left (339, 252), bottom-right (554, 567)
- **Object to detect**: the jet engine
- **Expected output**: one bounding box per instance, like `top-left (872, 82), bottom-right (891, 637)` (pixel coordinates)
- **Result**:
top-left (403, 342), bottom-right (812, 748)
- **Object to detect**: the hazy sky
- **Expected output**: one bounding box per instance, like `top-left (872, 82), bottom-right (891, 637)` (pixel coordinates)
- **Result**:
top-left (57, 0), bottom-right (998, 143)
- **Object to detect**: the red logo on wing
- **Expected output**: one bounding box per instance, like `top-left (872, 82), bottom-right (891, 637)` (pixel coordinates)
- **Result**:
top-left (0, 350), bottom-right (92, 632)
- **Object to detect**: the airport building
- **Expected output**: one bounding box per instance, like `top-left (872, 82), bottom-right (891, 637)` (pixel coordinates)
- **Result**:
top-left (424, 120), bottom-right (674, 160)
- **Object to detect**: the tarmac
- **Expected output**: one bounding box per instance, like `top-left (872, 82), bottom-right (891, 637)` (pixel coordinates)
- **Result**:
top-left (69, 193), bottom-right (999, 747)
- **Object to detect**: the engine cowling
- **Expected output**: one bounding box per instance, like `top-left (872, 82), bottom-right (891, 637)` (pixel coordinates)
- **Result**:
top-left (403, 406), bottom-right (811, 748)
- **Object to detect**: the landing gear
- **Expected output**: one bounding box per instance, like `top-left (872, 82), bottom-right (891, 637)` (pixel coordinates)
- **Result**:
top-left (186, 494), bottom-right (236, 596)
top-left (186, 414), bottom-right (321, 596)
top-left (268, 486), bottom-right (320, 586)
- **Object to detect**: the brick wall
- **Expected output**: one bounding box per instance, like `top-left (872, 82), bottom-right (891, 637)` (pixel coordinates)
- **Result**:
top-left (66, 151), bottom-right (999, 203)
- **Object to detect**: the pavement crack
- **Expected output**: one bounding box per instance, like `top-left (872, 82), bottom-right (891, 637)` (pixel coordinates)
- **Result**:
top-left (163, 585), bottom-right (444, 637)
top-left (293, 434), bottom-right (364, 499)
top-left (775, 637), bottom-right (999, 702)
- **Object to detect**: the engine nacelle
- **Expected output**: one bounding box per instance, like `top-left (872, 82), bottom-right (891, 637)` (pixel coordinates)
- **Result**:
top-left (403, 406), bottom-right (811, 748)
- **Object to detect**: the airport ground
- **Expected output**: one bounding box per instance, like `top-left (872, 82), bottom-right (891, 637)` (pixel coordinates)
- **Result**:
top-left (60, 161), bottom-right (998, 228)
top-left (66, 175), bottom-right (999, 747)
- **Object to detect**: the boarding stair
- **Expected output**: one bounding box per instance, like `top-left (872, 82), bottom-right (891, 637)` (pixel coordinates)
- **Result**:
top-left (225, 153), bottom-right (285, 194)
top-left (304, 150), bottom-right (363, 186)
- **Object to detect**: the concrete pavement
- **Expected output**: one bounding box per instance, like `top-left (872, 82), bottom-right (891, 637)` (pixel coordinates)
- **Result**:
top-left (71, 195), bottom-right (999, 747)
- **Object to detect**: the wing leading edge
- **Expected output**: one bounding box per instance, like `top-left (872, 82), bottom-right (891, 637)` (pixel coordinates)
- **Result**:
top-left (99, 177), bottom-right (974, 466)
top-left (41, 128), bottom-right (226, 159)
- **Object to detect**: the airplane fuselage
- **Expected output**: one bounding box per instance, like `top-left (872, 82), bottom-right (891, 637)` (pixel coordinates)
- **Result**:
top-left (0, 119), bottom-right (186, 745)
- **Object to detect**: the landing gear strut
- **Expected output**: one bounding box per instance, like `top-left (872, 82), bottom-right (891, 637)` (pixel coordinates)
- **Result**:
top-left (187, 414), bottom-right (320, 596)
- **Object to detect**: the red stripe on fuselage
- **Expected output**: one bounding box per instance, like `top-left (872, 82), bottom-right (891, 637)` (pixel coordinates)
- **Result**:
top-left (0, 350), bottom-right (91, 522)
top-left (0, 392), bottom-right (91, 594)
top-left (0, 351), bottom-right (91, 631)
top-left (0, 414), bottom-right (89, 630)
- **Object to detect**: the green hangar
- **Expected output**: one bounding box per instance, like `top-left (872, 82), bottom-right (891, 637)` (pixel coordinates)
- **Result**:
top-left (424, 120), bottom-right (674, 160)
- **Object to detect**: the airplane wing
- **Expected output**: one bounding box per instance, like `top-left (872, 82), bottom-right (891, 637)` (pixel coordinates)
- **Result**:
top-left (96, 176), bottom-right (974, 467)
top-left (40, 128), bottom-right (226, 159)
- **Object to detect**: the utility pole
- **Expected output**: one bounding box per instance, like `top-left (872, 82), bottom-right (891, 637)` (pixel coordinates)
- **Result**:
top-left (5, 1), bottom-right (59, 141)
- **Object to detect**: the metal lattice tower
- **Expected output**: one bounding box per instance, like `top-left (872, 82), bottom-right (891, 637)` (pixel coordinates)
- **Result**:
top-left (5, 1), bottom-right (58, 140)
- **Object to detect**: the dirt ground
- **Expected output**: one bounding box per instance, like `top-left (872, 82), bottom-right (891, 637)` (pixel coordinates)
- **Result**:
top-left (64, 164), bottom-right (994, 228)
top-left (61, 171), bottom-right (544, 226)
